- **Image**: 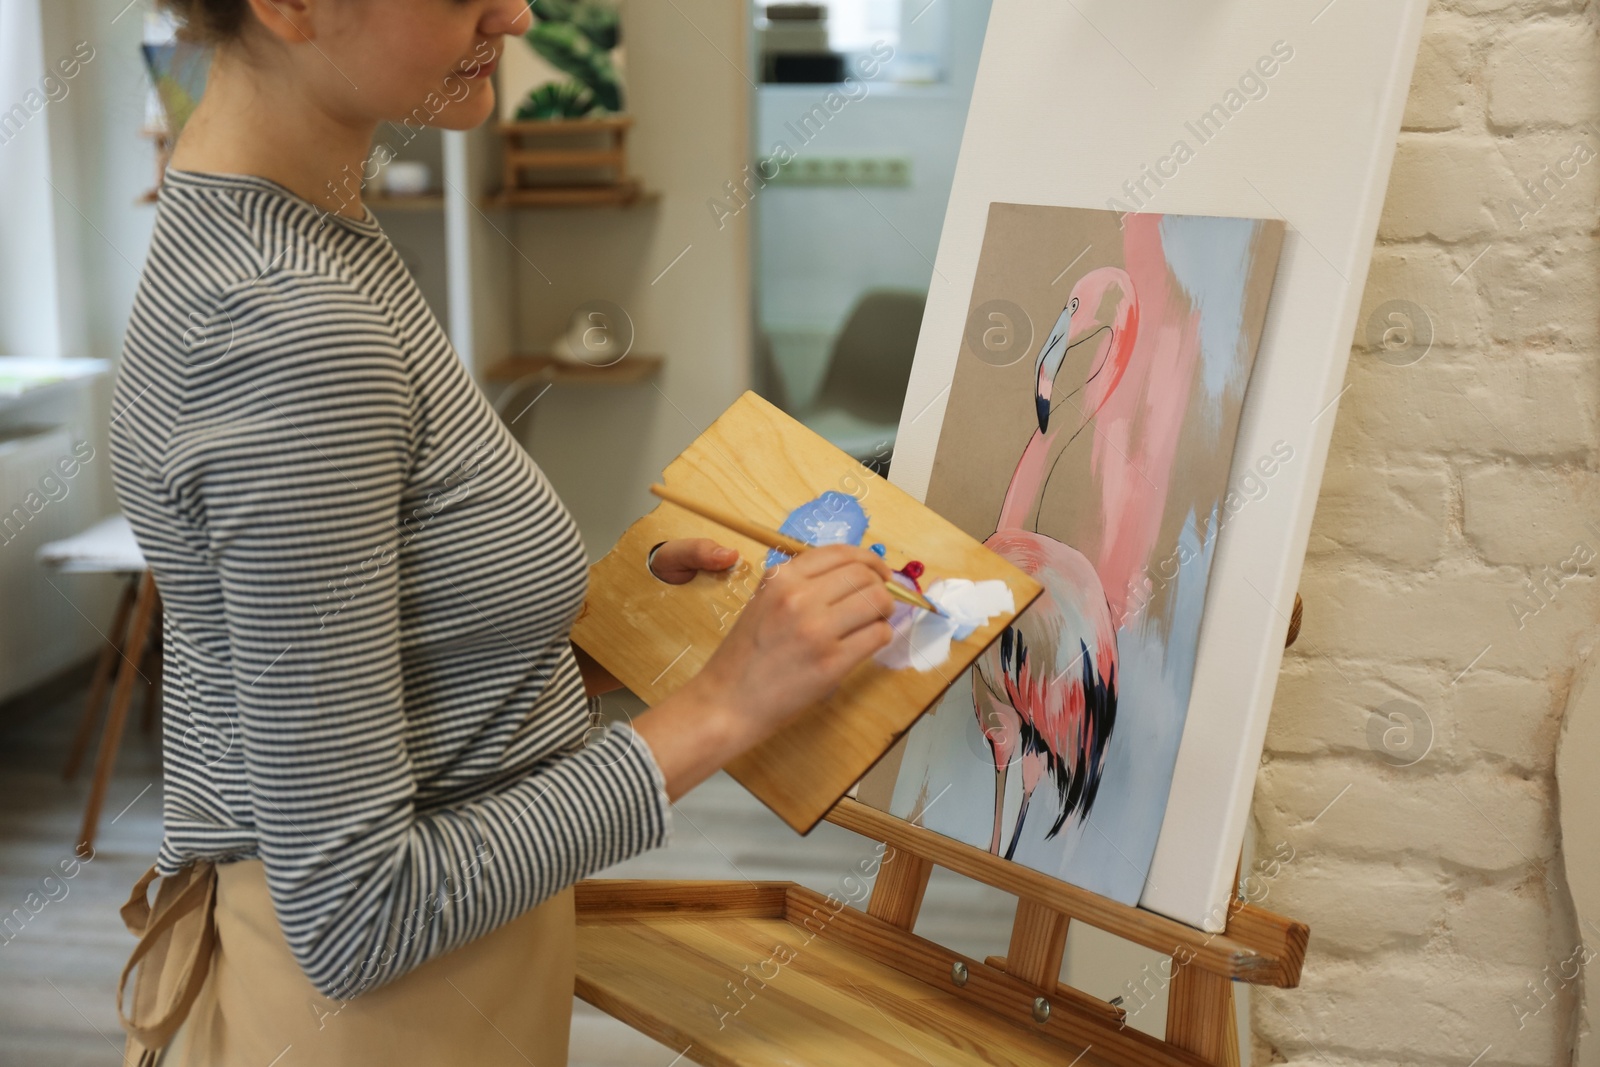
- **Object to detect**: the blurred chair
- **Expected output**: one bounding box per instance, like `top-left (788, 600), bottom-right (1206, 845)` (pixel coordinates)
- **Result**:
top-left (751, 327), bottom-right (792, 413)
top-left (799, 288), bottom-right (926, 474)
top-left (37, 515), bottom-right (160, 855)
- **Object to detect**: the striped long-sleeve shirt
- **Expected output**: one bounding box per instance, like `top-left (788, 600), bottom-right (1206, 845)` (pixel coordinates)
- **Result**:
top-left (108, 167), bottom-right (673, 1000)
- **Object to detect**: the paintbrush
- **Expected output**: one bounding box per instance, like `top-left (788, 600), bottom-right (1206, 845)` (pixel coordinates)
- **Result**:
top-left (647, 483), bottom-right (940, 614)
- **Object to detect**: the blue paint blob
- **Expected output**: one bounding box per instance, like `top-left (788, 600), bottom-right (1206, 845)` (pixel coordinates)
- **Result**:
top-left (763, 491), bottom-right (869, 569)
top-left (869, 543), bottom-right (886, 557)
top-left (1158, 214), bottom-right (1263, 402)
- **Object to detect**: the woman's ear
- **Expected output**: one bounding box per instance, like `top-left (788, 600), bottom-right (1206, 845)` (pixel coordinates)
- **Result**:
top-left (245, 0), bottom-right (318, 44)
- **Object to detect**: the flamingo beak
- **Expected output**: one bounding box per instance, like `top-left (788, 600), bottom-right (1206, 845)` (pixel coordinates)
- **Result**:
top-left (1033, 315), bottom-right (1100, 434)
top-left (1033, 311), bottom-right (1072, 434)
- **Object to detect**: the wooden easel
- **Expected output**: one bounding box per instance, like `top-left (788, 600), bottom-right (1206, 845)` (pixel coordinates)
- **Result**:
top-left (573, 598), bottom-right (1308, 1066)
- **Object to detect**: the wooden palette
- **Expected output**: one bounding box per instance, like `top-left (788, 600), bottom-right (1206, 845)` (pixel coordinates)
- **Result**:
top-left (571, 391), bottom-right (1042, 833)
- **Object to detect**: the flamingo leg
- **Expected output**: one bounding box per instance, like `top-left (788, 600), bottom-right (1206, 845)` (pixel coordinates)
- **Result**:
top-left (1004, 747), bottom-right (1050, 861)
top-left (990, 766), bottom-right (1007, 855)
top-left (1003, 789), bottom-right (1033, 861)
top-left (972, 669), bottom-right (1019, 856)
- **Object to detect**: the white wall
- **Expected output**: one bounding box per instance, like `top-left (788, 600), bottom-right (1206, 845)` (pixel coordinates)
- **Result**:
top-left (1255, 1), bottom-right (1597, 1060)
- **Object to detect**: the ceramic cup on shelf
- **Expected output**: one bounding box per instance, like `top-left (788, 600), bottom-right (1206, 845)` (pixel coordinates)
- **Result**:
top-left (549, 300), bottom-right (633, 368)
top-left (381, 160), bottom-right (432, 197)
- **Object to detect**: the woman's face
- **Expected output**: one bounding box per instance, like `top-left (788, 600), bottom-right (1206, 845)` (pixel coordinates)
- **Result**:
top-left (277, 0), bottom-right (532, 132)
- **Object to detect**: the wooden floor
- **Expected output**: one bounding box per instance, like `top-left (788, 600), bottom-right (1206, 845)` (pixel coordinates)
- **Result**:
top-left (0, 665), bottom-right (168, 1067)
top-left (0, 670), bottom-right (1021, 1067)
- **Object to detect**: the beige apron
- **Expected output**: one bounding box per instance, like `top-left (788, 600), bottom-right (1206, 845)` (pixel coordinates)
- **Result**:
top-left (119, 858), bottom-right (577, 1066)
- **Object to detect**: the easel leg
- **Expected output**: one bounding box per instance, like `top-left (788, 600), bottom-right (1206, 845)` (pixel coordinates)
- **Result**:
top-left (1005, 898), bottom-right (1070, 990)
top-left (866, 846), bottom-right (933, 930)
top-left (1166, 966), bottom-right (1240, 1067)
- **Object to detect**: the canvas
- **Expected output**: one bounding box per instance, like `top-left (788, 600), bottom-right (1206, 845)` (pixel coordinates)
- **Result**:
top-left (856, 203), bottom-right (1285, 905)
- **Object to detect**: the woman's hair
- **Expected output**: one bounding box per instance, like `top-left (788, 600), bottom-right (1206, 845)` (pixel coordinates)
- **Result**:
top-left (157, 0), bottom-right (250, 45)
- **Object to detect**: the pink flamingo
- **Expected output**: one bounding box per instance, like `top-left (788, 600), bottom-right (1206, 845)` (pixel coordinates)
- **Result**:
top-left (973, 267), bottom-right (1138, 859)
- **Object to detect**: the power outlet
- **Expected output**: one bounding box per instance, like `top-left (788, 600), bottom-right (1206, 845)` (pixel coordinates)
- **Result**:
top-left (770, 155), bottom-right (912, 186)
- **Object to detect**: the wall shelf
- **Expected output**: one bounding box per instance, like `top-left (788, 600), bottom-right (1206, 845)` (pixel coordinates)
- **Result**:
top-left (484, 353), bottom-right (664, 385)
top-left (368, 193), bottom-right (446, 212)
top-left (497, 117), bottom-right (640, 208)
top-left (481, 182), bottom-right (659, 210)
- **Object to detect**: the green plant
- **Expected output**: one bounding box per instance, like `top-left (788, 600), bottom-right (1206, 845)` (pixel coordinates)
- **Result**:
top-left (515, 81), bottom-right (595, 120)
top-left (517, 0), bottom-right (623, 118)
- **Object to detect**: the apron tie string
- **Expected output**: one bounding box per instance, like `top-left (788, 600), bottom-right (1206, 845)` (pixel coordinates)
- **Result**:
top-left (116, 861), bottom-right (218, 1066)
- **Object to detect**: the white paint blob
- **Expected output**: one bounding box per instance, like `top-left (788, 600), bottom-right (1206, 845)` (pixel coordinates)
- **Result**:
top-left (925, 578), bottom-right (1016, 638)
top-left (874, 577), bottom-right (1015, 672)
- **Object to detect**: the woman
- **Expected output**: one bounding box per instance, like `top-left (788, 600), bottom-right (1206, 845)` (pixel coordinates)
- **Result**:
top-left (110, 1), bottom-right (895, 1063)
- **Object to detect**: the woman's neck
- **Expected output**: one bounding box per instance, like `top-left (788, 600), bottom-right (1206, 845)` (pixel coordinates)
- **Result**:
top-left (167, 45), bottom-right (378, 221)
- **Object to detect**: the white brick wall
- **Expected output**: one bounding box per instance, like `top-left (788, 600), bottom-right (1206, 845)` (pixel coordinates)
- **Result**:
top-left (1250, 2), bottom-right (1597, 1064)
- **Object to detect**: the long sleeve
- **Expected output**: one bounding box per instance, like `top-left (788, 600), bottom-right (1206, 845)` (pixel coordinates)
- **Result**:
top-left (162, 268), bottom-right (673, 1000)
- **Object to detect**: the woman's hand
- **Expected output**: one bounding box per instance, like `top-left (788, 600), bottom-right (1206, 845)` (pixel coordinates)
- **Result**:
top-left (623, 543), bottom-right (897, 804)
top-left (578, 539), bottom-right (740, 697)
top-left (693, 544), bottom-right (896, 748)
top-left (648, 538), bottom-right (740, 583)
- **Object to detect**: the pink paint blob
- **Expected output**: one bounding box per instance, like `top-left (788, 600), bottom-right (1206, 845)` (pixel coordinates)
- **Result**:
top-left (1089, 214), bottom-right (1204, 624)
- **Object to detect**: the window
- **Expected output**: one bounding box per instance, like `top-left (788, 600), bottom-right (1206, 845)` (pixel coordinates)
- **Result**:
top-left (756, 0), bottom-right (954, 84)
top-left (817, 0), bottom-right (900, 54)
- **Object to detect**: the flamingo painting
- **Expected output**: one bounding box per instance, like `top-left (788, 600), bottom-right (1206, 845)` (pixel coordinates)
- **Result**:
top-left (974, 267), bottom-right (1137, 858)
top-left (858, 206), bottom-right (1284, 905)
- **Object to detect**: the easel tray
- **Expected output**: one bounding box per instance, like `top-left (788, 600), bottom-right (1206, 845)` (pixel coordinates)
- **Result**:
top-left (574, 797), bottom-right (1308, 1067)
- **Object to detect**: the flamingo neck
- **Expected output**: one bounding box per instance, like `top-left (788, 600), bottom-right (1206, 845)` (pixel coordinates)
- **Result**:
top-left (1085, 299), bottom-right (1139, 421)
top-left (997, 427), bottom-right (1057, 530)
